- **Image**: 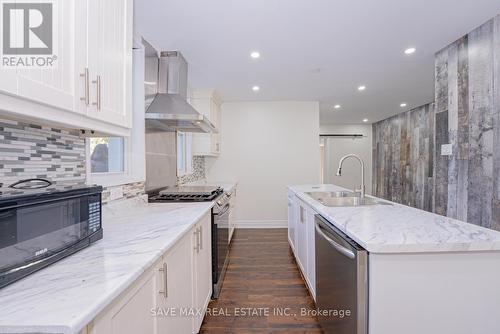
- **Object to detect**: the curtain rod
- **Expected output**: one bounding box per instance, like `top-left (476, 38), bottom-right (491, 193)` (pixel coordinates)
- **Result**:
top-left (319, 134), bottom-right (364, 138)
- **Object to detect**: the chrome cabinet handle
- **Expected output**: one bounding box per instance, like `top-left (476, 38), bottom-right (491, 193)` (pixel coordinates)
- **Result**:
top-left (200, 226), bottom-right (203, 250)
top-left (92, 75), bottom-right (101, 110)
top-left (80, 68), bottom-right (89, 105)
top-left (194, 228), bottom-right (200, 253)
top-left (158, 263), bottom-right (168, 298)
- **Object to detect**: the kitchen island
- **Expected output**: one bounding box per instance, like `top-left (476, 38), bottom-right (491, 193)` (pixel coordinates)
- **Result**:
top-left (288, 184), bottom-right (500, 334)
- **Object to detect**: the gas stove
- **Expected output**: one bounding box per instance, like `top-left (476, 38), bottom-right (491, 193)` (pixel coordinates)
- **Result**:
top-left (148, 186), bottom-right (224, 202)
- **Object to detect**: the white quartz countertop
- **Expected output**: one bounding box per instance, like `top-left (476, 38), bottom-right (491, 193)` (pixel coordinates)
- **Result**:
top-left (290, 184), bottom-right (500, 253)
top-left (0, 196), bottom-right (214, 334)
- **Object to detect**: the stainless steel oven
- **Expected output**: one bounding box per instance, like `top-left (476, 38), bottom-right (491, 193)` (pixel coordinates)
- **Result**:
top-left (212, 193), bottom-right (231, 298)
top-left (315, 214), bottom-right (368, 334)
top-left (0, 184), bottom-right (103, 288)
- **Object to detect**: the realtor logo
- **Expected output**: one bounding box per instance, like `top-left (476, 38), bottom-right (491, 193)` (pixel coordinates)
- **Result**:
top-left (1, 0), bottom-right (57, 68)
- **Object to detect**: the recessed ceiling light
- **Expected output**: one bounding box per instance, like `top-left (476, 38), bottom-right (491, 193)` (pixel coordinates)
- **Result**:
top-left (334, 104), bottom-right (341, 109)
top-left (358, 85), bottom-right (366, 91)
top-left (400, 103), bottom-right (407, 108)
top-left (252, 85), bottom-right (260, 92)
top-left (404, 47), bottom-right (416, 55)
top-left (250, 51), bottom-right (260, 59)
top-left (363, 118), bottom-right (369, 123)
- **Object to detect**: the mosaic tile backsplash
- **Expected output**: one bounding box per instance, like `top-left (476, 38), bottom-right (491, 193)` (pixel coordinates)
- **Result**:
top-left (102, 182), bottom-right (146, 204)
top-left (178, 155), bottom-right (206, 185)
top-left (0, 117), bottom-right (86, 187)
top-left (0, 117), bottom-right (207, 203)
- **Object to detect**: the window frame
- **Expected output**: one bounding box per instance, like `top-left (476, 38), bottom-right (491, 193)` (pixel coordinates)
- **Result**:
top-left (176, 131), bottom-right (193, 177)
top-left (86, 137), bottom-right (134, 187)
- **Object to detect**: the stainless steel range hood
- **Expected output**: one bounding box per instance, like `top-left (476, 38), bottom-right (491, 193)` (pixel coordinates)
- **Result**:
top-left (144, 41), bottom-right (216, 133)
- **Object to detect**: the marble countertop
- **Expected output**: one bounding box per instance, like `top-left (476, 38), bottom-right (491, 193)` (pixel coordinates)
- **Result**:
top-left (0, 196), bottom-right (214, 334)
top-left (290, 184), bottom-right (500, 253)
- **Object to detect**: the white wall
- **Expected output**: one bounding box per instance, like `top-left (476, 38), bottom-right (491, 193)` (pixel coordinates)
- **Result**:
top-left (320, 124), bottom-right (372, 195)
top-left (205, 101), bottom-right (320, 228)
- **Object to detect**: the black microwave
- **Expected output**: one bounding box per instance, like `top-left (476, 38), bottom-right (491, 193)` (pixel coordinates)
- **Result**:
top-left (0, 184), bottom-right (103, 289)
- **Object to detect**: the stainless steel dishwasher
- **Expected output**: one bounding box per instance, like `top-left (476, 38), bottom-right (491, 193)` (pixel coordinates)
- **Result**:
top-left (315, 214), bottom-right (368, 334)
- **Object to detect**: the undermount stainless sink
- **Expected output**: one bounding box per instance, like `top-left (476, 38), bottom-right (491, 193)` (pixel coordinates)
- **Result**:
top-left (305, 191), bottom-right (391, 207)
top-left (306, 191), bottom-right (359, 198)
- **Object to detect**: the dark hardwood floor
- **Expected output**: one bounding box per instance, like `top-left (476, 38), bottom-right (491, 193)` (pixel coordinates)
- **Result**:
top-left (200, 228), bottom-right (323, 334)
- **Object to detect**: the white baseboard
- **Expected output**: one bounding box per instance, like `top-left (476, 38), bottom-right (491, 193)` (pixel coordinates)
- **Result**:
top-left (234, 220), bottom-right (288, 228)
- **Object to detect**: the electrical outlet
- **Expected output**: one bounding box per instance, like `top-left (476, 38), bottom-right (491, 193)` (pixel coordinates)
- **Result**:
top-left (441, 144), bottom-right (453, 156)
top-left (109, 186), bottom-right (123, 201)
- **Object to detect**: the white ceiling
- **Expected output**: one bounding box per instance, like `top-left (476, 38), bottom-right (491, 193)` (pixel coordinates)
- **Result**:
top-left (134, 0), bottom-right (500, 124)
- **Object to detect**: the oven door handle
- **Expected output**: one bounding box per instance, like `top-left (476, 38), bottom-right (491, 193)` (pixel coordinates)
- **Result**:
top-left (215, 203), bottom-right (231, 217)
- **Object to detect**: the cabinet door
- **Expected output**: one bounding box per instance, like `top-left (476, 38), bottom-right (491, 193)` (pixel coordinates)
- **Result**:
top-left (228, 189), bottom-right (236, 242)
top-left (0, 69), bottom-right (17, 95)
top-left (209, 98), bottom-right (219, 128)
top-left (157, 232), bottom-right (194, 334)
top-left (296, 202), bottom-right (308, 274)
top-left (306, 207), bottom-right (316, 300)
top-left (191, 94), bottom-right (221, 156)
top-left (15, 0), bottom-right (86, 113)
top-left (89, 260), bottom-right (161, 334)
top-left (287, 195), bottom-right (296, 251)
top-left (86, 0), bottom-right (132, 127)
top-left (193, 213), bottom-right (213, 332)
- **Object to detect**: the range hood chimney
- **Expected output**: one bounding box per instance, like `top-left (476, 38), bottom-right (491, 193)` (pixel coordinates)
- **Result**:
top-left (144, 42), bottom-right (216, 133)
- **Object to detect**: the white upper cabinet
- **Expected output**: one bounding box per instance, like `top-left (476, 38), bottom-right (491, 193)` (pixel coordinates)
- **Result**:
top-left (86, 0), bottom-right (132, 127)
top-left (190, 90), bottom-right (222, 156)
top-left (0, 67), bottom-right (17, 96)
top-left (15, 0), bottom-right (84, 113)
top-left (0, 0), bottom-right (132, 136)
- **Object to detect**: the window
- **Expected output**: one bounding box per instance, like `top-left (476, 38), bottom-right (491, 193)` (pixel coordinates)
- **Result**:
top-left (177, 132), bottom-right (193, 176)
top-left (89, 137), bottom-right (125, 174)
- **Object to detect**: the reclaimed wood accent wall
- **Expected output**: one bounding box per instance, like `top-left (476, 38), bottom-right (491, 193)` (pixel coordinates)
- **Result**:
top-left (372, 104), bottom-right (435, 212)
top-left (373, 15), bottom-right (500, 231)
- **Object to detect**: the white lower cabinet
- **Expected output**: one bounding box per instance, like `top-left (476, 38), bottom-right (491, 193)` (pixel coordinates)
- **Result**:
top-left (228, 187), bottom-right (237, 243)
top-left (157, 231), bottom-right (194, 334)
top-left (288, 195), bottom-right (317, 301)
top-left (87, 212), bottom-right (212, 334)
top-left (87, 258), bottom-right (161, 334)
top-left (192, 213), bottom-right (213, 331)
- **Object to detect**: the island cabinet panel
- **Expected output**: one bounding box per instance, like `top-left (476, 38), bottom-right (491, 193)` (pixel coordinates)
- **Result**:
top-left (290, 195), bottom-right (317, 301)
top-left (368, 252), bottom-right (500, 334)
top-left (287, 190), bottom-right (297, 252)
top-left (87, 212), bottom-right (212, 334)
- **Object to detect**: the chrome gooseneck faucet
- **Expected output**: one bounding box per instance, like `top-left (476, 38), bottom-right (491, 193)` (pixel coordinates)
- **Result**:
top-left (336, 154), bottom-right (365, 199)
